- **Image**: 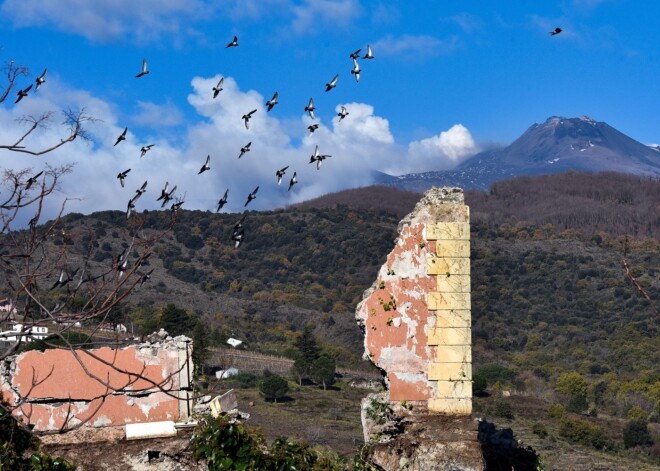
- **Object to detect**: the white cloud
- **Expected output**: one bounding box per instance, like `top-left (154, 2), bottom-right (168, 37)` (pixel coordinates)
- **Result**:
top-left (372, 34), bottom-right (459, 61)
top-left (446, 12), bottom-right (483, 32)
top-left (0, 74), bottom-right (476, 223)
top-left (0, 0), bottom-right (207, 43)
top-left (133, 100), bottom-right (184, 127)
top-left (291, 0), bottom-right (362, 35)
top-left (406, 125), bottom-right (479, 173)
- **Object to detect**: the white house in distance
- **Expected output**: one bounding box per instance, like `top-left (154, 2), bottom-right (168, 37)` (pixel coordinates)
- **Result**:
top-left (0, 323), bottom-right (49, 343)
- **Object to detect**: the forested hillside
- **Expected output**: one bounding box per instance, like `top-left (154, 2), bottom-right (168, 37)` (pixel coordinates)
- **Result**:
top-left (22, 172), bottom-right (659, 424)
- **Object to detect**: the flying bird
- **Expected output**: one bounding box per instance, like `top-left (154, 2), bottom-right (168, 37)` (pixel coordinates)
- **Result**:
top-left (198, 154), bottom-right (211, 174)
top-left (338, 106), bottom-right (349, 121)
top-left (15, 83), bottom-right (32, 104)
top-left (138, 268), bottom-right (154, 288)
top-left (242, 109), bottom-right (257, 129)
top-left (363, 44), bottom-right (374, 59)
top-left (35, 69), bottom-right (47, 91)
top-left (288, 172), bottom-right (298, 191)
top-left (550, 27), bottom-right (562, 35)
top-left (135, 58), bottom-right (149, 78)
top-left (231, 229), bottom-right (244, 249)
top-left (305, 98), bottom-right (315, 120)
top-left (50, 268), bottom-right (79, 291)
top-left (117, 169), bottom-right (131, 188)
top-left (127, 199), bottom-right (136, 219)
top-left (134, 180), bottom-right (148, 199)
top-left (226, 35), bottom-right (239, 48)
top-left (157, 181), bottom-right (169, 202)
top-left (238, 142), bottom-right (252, 158)
top-left (244, 186), bottom-right (259, 207)
top-left (114, 127), bottom-right (127, 146)
top-left (160, 185), bottom-right (177, 207)
top-left (140, 144), bottom-right (154, 158)
top-left (25, 171), bottom-right (43, 191)
top-left (170, 200), bottom-right (184, 218)
top-left (351, 58), bottom-right (361, 82)
top-left (276, 166), bottom-right (289, 184)
top-left (266, 91), bottom-right (279, 111)
top-left (213, 78), bottom-right (224, 98)
top-left (349, 48), bottom-right (361, 59)
top-left (309, 145), bottom-right (331, 170)
top-left (308, 123), bottom-right (319, 134)
top-left (217, 189), bottom-right (229, 212)
top-left (325, 74), bottom-right (339, 92)
top-left (233, 214), bottom-right (246, 233)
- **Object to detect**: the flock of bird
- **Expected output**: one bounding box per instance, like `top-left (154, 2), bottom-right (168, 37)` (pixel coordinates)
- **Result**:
top-left (106, 36), bottom-right (379, 249)
top-left (10, 26), bottom-right (563, 292)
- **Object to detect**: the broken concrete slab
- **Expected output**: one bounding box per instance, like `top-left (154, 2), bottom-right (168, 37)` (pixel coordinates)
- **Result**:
top-left (210, 389), bottom-right (238, 417)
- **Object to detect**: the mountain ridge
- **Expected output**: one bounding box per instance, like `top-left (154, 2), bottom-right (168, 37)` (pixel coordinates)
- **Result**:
top-left (385, 116), bottom-right (660, 192)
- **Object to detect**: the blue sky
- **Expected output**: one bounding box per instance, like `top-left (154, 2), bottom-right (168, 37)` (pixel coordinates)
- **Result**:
top-left (1, 0), bottom-right (658, 217)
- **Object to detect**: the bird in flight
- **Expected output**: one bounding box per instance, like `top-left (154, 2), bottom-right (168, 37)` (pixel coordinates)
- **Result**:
top-left (136, 58), bottom-right (149, 78)
top-left (15, 83), bottom-right (32, 103)
top-left (35, 69), bottom-right (47, 91)
top-left (351, 58), bottom-right (361, 82)
top-left (238, 142), bottom-right (252, 158)
top-left (244, 186), bottom-right (259, 207)
top-left (363, 44), bottom-right (374, 59)
top-left (349, 48), bottom-right (361, 59)
top-left (276, 166), bottom-right (289, 184)
top-left (199, 155), bottom-right (211, 174)
top-left (117, 169), bottom-right (131, 187)
top-left (133, 181), bottom-right (148, 201)
top-left (231, 228), bottom-right (244, 249)
top-left (213, 78), bottom-right (224, 98)
top-left (305, 98), bottom-right (315, 120)
top-left (242, 109), bottom-right (257, 129)
top-left (309, 145), bottom-right (331, 170)
top-left (217, 189), bottom-right (229, 212)
top-left (308, 123), bottom-right (319, 134)
top-left (226, 36), bottom-right (239, 48)
top-left (338, 106), bottom-right (349, 121)
top-left (51, 268), bottom-right (78, 290)
top-left (114, 127), bottom-right (127, 146)
top-left (288, 172), bottom-right (298, 191)
top-left (157, 181), bottom-right (169, 202)
top-left (127, 199), bottom-right (136, 219)
top-left (140, 144), bottom-right (154, 158)
top-left (160, 185), bottom-right (177, 207)
top-left (266, 91), bottom-right (279, 111)
top-left (138, 268), bottom-right (154, 288)
top-left (325, 74), bottom-right (339, 92)
top-left (25, 171), bottom-right (44, 191)
top-left (550, 27), bottom-right (562, 36)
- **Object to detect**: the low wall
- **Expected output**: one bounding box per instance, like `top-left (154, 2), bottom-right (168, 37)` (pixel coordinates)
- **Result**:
top-left (0, 334), bottom-right (192, 431)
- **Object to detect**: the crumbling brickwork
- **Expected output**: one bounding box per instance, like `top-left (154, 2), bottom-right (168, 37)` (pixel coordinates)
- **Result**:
top-left (356, 187), bottom-right (471, 413)
top-left (1, 333), bottom-right (192, 431)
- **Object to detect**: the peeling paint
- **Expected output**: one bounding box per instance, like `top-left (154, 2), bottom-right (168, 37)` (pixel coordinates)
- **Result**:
top-left (0, 334), bottom-right (192, 431)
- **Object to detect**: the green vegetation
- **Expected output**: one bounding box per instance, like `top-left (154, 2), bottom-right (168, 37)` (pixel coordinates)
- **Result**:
top-left (622, 420), bottom-right (653, 449)
top-left (190, 415), bottom-right (345, 470)
top-left (0, 403), bottom-right (74, 470)
top-left (259, 374), bottom-right (290, 403)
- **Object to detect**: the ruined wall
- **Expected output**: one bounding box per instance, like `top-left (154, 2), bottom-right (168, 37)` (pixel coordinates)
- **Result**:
top-left (1, 333), bottom-right (192, 431)
top-left (356, 187), bottom-right (471, 413)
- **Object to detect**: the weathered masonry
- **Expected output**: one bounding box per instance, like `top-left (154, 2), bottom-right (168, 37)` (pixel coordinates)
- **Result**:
top-left (1, 333), bottom-right (193, 431)
top-left (356, 186), bottom-right (471, 413)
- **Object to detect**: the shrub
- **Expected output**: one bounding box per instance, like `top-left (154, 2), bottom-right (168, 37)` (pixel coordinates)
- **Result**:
top-left (491, 399), bottom-right (514, 419)
top-left (547, 403), bottom-right (565, 418)
top-left (622, 420), bottom-right (653, 449)
top-left (258, 374), bottom-right (289, 403)
top-left (531, 422), bottom-right (548, 439)
top-left (558, 416), bottom-right (613, 450)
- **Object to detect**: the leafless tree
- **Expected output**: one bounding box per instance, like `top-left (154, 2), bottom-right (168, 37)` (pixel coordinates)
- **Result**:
top-left (0, 56), bottom-right (190, 433)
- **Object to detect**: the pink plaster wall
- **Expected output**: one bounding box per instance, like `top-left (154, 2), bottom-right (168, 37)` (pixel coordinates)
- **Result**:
top-left (1, 342), bottom-right (189, 431)
top-left (357, 223), bottom-right (437, 401)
